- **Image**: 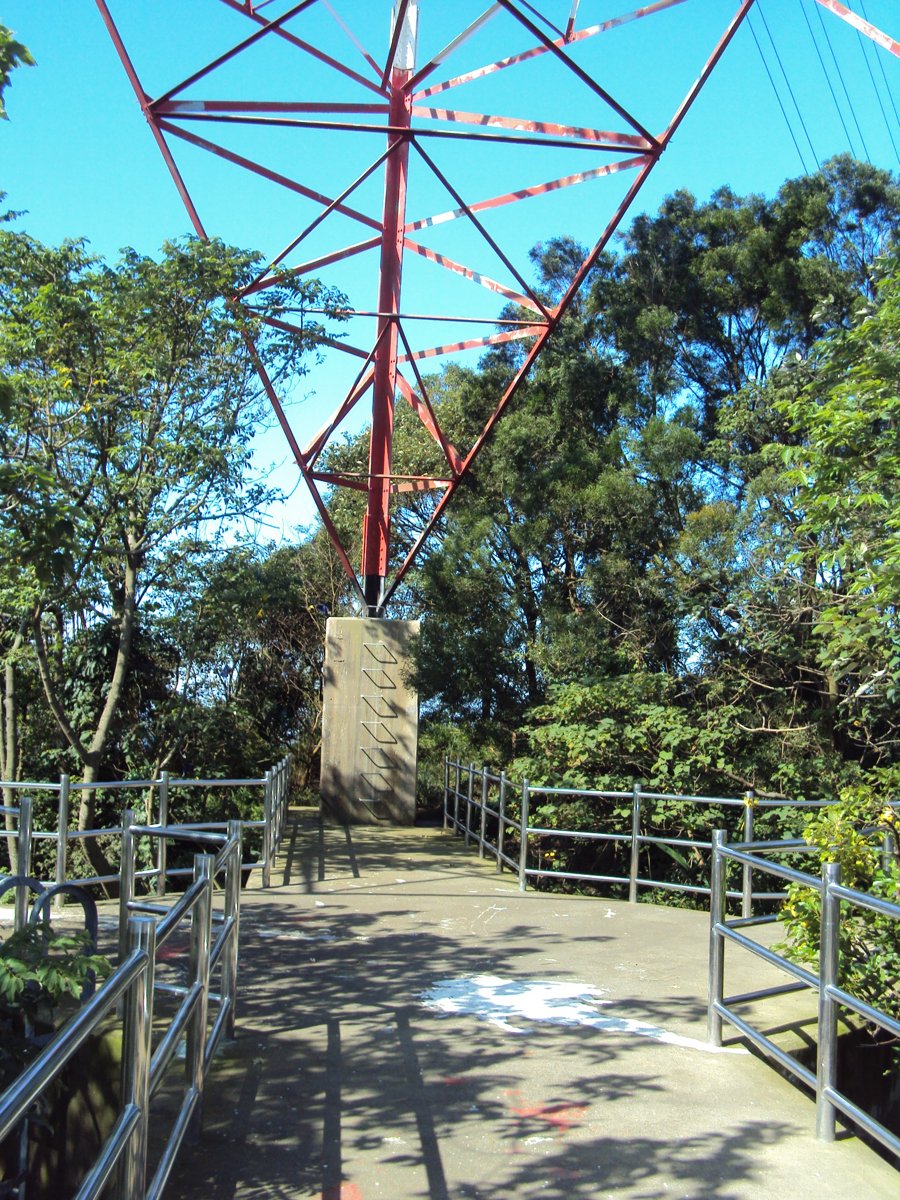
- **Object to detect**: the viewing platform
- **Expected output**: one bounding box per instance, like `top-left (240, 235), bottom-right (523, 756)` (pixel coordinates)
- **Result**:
top-left (165, 815), bottom-right (897, 1200)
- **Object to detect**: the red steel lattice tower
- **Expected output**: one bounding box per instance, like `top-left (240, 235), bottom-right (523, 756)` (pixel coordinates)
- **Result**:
top-left (93, 1), bottom-right (899, 615)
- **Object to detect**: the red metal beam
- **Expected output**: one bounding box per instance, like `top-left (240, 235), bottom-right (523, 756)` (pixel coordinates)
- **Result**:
top-left (98, 0), bottom-right (761, 614)
top-left (362, 5), bottom-right (417, 614)
top-left (404, 155), bottom-right (647, 233)
top-left (217, 0), bottom-right (387, 94)
top-left (813, 0), bottom-right (899, 56)
top-left (154, 1), bottom-right (320, 106)
top-left (411, 0), bottom-right (689, 99)
top-left (381, 0), bottom-right (758, 608)
top-left (157, 119), bottom-right (380, 232)
top-left (240, 330), bottom-right (366, 606)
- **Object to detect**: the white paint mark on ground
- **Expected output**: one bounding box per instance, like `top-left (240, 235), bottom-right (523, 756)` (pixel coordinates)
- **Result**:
top-left (475, 904), bottom-right (507, 925)
top-left (255, 929), bottom-right (336, 942)
top-left (419, 974), bottom-right (746, 1053)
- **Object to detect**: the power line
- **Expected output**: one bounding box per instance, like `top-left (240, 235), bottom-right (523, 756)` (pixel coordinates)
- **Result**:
top-left (747, 10), bottom-right (811, 175)
top-left (855, 20), bottom-right (900, 167)
top-left (815, 0), bottom-right (872, 161)
top-left (758, 1), bottom-right (820, 168)
top-left (860, 0), bottom-right (900, 137)
top-left (799, 0), bottom-right (861, 159)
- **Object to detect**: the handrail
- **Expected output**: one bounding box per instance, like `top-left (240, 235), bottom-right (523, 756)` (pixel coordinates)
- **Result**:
top-left (0, 755), bottom-right (292, 910)
top-left (443, 759), bottom-right (810, 914)
top-left (0, 817), bottom-right (245, 1200)
top-left (0, 759), bottom-right (285, 1198)
top-left (708, 832), bottom-right (900, 1157)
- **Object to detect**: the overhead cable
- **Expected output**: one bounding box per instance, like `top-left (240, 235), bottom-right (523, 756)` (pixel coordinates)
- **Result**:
top-left (860, 0), bottom-right (900, 135)
top-left (758, 1), bottom-right (820, 169)
top-left (815, 0), bottom-right (872, 160)
top-left (799, 0), bottom-right (861, 160)
top-left (855, 20), bottom-right (900, 167)
top-left (748, 9), bottom-right (811, 174)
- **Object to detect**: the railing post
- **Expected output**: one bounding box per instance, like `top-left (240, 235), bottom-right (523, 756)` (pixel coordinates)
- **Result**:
top-left (187, 854), bottom-right (213, 1142)
top-left (464, 764), bottom-right (475, 847)
top-left (497, 771), bottom-right (507, 872)
top-left (443, 756), bottom-right (451, 830)
top-left (518, 779), bottom-right (530, 892)
top-left (222, 820), bottom-right (243, 1042)
top-left (272, 758), bottom-right (285, 858)
top-left (14, 795), bottom-right (33, 932)
top-left (54, 774), bottom-right (70, 910)
top-left (117, 915), bottom-right (155, 1200)
top-left (882, 830), bottom-right (896, 874)
top-left (453, 761), bottom-right (461, 833)
top-left (118, 809), bottom-right (135, 965)
top-left (156, 770), bottom-right (170, 898)
top-left (479, 768), bottom-right (488, 859)
top-left (279, 755), bottom-right (289, 853)
top-left (742, 790), bottom-right (755, 918)
top-left (628, 782), bottom-right (642, 904)
top-left (707, 829), bottom-right (727, 1047)
top-left (816, 861), bottom-right (841, 1143)
top-left (262, 770), bottom-right (274, 888)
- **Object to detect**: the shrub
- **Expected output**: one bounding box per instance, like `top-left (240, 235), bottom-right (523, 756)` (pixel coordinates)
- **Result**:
top-left (779, 778), bottom-right (900, 1045)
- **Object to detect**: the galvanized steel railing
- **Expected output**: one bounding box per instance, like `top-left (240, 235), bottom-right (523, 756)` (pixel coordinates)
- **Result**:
top-left (1, 755), bottom-right (291, 905)
top-left (0, 757), bottom-right (292, 1199)
top-left (708, 831), bottom-right (900, 1156)
top-left (443, 758), bottom-right (834, 914)
top-left (0, 819), bottom-right (245, 1199)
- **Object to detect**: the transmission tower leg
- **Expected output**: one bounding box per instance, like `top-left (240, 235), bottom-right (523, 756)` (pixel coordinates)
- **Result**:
top-left (361, 4), bottom-right (418, 616)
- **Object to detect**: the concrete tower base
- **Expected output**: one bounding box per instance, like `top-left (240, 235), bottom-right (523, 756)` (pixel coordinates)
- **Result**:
top-left (320, 617), bottom-right (420, 825)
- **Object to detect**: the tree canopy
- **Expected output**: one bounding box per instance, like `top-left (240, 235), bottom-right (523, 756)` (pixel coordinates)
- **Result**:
top-left (0, 228), bottom-right (342, 872)
top-left (381, 155), bottom-right (900, 804)
top-left (1, 154), bottom-right (898, 866)
top-left (0, 25), bottom-right (33, 120)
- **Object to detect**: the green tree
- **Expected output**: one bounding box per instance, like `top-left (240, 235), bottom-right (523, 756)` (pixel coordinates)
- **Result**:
top-left (778, 250), bottom-right (900, 764)
top-left (0, 24), bottom-right (34, 120)
top-left (398, 159), bottom-right (900, 802)
top-left (167, 534), bottom-right (348, 785)
top-left (0, 230), bottom-right (341, 873)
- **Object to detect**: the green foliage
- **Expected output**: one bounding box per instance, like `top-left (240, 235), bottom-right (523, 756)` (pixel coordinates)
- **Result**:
top-left (780, 779), bottom-right (900, 1042)
top-left (0, 227), bottom-right (344, 861)
top-left (778, 252), bottom-right (900, 761)
top-left (0, 922), bottom-right (113, 1125)
top-left (398, 157), bottom-right (900, 822)
top-left (0, 925), bottom-right (110, 1008)
top-left (0, 24), bottom-right (34, 119)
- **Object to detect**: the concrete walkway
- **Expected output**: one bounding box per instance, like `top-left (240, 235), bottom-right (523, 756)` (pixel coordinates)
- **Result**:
top-left (165, 814), bottom-right (898, 1200)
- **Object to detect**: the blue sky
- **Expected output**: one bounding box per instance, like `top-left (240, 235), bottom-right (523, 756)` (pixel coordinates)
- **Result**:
top-left (3, 1), bottom-right (899, 539)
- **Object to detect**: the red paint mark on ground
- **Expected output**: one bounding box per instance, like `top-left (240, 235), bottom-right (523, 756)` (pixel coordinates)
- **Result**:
top-left (441, 1075), bottom-right (467, 1085)
top-left (321, 1184), bottom-right (363, 1200)
top-left (510, 1101), bottom-right (588, 1132)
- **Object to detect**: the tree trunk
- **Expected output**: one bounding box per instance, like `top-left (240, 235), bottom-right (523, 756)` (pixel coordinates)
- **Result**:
top-left (34, 555), bottom-right (141, 887)
top-left (2, 623), bottom-right (27, 874)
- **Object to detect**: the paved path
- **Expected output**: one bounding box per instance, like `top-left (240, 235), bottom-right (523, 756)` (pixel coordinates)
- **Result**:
top-left (166, 815), bottom-right (898, 1200)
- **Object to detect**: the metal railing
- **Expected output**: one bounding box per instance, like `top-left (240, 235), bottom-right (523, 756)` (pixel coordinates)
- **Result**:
top-left (1, 756), bottom-right (291, 911)
top-left (443, 758), bottom-right (832, 914)
top-left (0, 819), bottom-right (245, 1200)
top-left (708, 831), bottom-right (900, 1156)
top-left (0, 816), bottom-right (244, 1200)
top-left (0, 757), bottom-right (293, 1198)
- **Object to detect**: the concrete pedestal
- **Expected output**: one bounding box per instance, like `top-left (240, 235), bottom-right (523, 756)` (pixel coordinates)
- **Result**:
top-left (320, 617), bottom-right (420, 825)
